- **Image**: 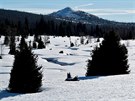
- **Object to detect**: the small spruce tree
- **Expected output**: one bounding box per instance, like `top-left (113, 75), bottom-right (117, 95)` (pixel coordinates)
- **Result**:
top-left (86, 31), bottom-right (130, 76)
top-left (80, 36), bottom-right (84, 44)
top-left (34, 35), bottom-right (39, 42)
top-left (19, 36), bottom-right (27, 51)
top-left (4, 36), bottom-right (9, 46)
top-left (9, 36), bottom-right (16, 55)
top-left (8, 41), bottom-right (42, 93)
top-left (33, 41), bottom-right (37, 49)
top-left (38, 37), bottom-right (45, 49)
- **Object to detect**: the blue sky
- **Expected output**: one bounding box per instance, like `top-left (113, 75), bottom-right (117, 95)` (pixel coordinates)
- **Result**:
top-left (0, 0), bottom-right (135, 22)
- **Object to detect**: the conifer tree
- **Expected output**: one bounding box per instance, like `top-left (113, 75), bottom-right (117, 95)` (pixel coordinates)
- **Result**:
top-left (4, 36), bottom-right (9, 46)
top-left (86, 31), bottom-right (130, 76)
top-left (9, 36), bottom-right (16, 55)
top-left (23, 17), bottom-right (29, 37)
top-left (33, 41), bottom-right (37, 49)
top-left (38, 37), bottom-right (45, 49)
top-left (8, 42), bottom-right (42, 93)
top-left (34, 35), bottom-right (39, 42)
top-left (19, 36), bottom-right (27, 51)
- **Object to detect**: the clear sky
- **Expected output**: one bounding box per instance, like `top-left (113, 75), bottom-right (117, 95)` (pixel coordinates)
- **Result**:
top-left (0, 0), bottom-right (135, 22)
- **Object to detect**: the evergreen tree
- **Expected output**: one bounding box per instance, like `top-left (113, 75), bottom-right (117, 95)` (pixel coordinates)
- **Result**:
top-left (17, 20), bottom-right (23, 36)
top-left (8, 43), bottom-right (42, 93)
top-left (80, 36), bottom-right (84, 44)
top-left (37, 15), bottom-right (45, 35)
top-left (126, 31), bottom-right (134, 40)
top-left (9, 36), bottom-right (16, 55)
top-left (19, 36), bottom-right (27, 51)
top-left (4, 36), bottom-right (9, 46)
top-left (34, 35), bottom-right (39, 42)
top-left (23, 17), bottom-right (29, 37)
top-left (29, 40), bottom-right (32, 49)
top-left (33, 41), bottom-right (37, 49)
top-left (38, 37), bottom-right (45, 49)
top-left (86, 31), bottom-right (130, 76)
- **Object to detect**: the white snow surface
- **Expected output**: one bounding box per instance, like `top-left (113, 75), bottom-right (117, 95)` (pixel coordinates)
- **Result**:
top-left (0, 36), bottom-right (135, 101)
top-left (51, 7), bottom-right (81, 19)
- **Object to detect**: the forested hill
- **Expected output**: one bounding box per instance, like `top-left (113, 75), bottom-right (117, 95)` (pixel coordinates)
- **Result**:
top-left (0, 8), bottom-right (135, 39)
top-left (0, 9), bottom-right (50, 26)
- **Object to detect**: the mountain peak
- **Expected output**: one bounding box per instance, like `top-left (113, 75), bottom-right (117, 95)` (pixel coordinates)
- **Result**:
top-left (50, 7), bottom-right (101, 24)
top-left (50, 7), bottom-right (79, 18)
top-left (61, 7), bottom-right (73, 12)
top-left (56, 7), bottom-right (73, 15)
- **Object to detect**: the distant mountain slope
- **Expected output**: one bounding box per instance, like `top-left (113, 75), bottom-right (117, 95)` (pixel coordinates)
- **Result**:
top-left (0, 8), bottom-right (134, 26)
top-left (49, 7), bottom-right (134, 25)
top-left (50, 7), bottom-right (102, 24)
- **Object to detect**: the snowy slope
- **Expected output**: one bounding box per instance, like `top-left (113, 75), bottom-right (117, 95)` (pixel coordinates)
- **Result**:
top-left (0, 36), bottom-right (135, 101)
top-left (51, 7), bottom-right (80, 19)
top-left (49, 7), bottom-right (115, 25)
top-left (50, 7), bottom-right (104, 24)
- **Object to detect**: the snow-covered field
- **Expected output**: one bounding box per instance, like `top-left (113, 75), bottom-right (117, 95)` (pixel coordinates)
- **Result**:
top-left (0, 36), bottom-right (135, 101)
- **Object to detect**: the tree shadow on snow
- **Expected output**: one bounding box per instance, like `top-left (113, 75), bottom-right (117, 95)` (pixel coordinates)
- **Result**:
top-left (41, 87), bottom-right (51, 92)
top-left (68, 47), bottom-right (79, 50)
top-left (1, 66), bottom-right (12, 68)
top-left (0, 90), bottom-right (21, 100)
top-left (78, 76), bottom-right (100, 80)
top-left (82, 50), bottom-right (91, 52)
top-left (0, 72), bottom-right (10, 74)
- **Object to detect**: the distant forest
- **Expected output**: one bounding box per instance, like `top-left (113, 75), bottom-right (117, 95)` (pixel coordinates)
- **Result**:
top-left (0, 9), bottom-right (135, 39)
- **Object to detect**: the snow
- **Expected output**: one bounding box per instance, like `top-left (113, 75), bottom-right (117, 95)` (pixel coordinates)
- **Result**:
top-left (50, 7), bottom-right (101, 25)
top-left (51, 7), bottom-right (81, 19)
top-left (0, 36), bottom-right (135, 101)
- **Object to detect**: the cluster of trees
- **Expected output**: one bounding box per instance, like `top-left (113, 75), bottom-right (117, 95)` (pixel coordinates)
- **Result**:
top-left (0, 17), bottom-right (31, 37)
top-left (2, 35), bottom-right (49, 57)
top-left (0, 15), bottom-right (135, 40)
top-left (0, 16), bottom-right (88, 37)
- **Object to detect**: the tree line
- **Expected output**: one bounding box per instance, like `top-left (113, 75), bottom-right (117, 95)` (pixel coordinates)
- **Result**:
top-left (0, 15), bottom-right (135, 39)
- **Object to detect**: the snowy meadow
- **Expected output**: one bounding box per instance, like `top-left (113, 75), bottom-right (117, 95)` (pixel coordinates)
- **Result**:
top-left (0, 36), bottom-right (135, 101)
